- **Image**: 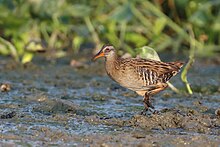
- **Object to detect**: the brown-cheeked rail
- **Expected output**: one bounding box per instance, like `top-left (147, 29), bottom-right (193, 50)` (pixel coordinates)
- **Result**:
top-left (92, 45), bottom-right (184, 114)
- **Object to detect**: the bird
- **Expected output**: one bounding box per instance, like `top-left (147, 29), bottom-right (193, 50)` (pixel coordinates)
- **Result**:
top-left (92, 44), bottom-right (184, 113)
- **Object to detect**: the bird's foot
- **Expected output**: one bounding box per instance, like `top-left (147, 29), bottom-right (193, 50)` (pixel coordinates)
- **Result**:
top-left (140, 107), bottom-right (161, 115)
top-left (140, 108), bottom-right (148, 115)
top-left (152, 109), bottom-right (160, 114)
top-left (141, 100), bottom-right (154, 114)
top-left (146, 101), bottom-right (155, 109)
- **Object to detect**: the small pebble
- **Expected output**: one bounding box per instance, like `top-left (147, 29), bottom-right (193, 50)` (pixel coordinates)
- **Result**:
top-left (0, 83), bottom-right (11, 92)
top-left (215, 108), bottom-right (220, 116)
top-left (70, 59), bottom-right (86, 68)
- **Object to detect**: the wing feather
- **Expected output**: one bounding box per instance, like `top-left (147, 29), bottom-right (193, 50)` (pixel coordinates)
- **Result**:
top-left (120, 58), bottom-right (183, 83)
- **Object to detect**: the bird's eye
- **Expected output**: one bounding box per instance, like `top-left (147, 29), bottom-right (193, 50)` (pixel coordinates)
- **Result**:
top-left (105, 48), bottom-right (110, 52)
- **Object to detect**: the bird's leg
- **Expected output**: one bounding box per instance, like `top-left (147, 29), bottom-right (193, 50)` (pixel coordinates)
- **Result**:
top-left (143, 92), bottom-right (154, 109)
top-left (141, 83), bottom-right (168, 115)
top-left (141, 92), bottom-right (154, 115)
top-left (139, 83), bottom-right (169, 115)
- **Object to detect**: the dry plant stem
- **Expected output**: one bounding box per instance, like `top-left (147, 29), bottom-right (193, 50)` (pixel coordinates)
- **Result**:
top-left (167, 82), bottom-right (181, 94)
top-left (181, 25), bottom-right (195, 95)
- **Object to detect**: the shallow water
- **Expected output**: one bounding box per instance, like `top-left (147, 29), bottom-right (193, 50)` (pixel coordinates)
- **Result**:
top-left (0, 56), bottom-right (220, 146)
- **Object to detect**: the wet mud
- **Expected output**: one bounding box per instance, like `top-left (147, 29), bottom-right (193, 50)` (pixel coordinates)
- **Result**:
top-left (0, 56), bottom-right (220, 146)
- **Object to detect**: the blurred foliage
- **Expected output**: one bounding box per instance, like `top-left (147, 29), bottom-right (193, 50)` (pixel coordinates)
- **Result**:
top-left (0, 0), bottom-right (220, 63)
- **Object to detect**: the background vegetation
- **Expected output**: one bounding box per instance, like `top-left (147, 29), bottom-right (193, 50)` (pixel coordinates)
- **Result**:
top-left (0, 0), bottom-right (220, 93)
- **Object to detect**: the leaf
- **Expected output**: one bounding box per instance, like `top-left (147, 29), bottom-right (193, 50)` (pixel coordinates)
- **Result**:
top-left (212, 16), bottom-right (220, 31)
top-left (22, 52), bottom-right (33, 64)
top-left (54, 50), bottom-right (66, 58)
top-left (110, 4), bottom-right (133, 22)
top-left (153, 17), bottom-right (167, 35)
top-left (37, 0), bottom-right (61, 17)
top-left (72, 36), bottom-right (84, 52)
top-left (136, 46), bottom-right (161, 61)
top-left (26, 41), bottom-right (44, 52)
top-left (0, 37), bottom-right (19, 62)
top-left (105, 21), bottom-right (119, 46)
top-left (125, 33), bottom-right (148, 47)
top-left (67, 4), bottom-right (91, 17)
top-left (189, 11), bottom-right (208, 27)
top-left (0, 43), bottom-right (10, 55)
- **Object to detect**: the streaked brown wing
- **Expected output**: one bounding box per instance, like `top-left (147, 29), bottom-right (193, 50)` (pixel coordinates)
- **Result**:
top-left (120, 58), bottom-right (183, 84)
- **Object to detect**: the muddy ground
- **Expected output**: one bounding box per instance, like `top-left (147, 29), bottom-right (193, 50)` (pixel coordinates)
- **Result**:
top-left (0, 55), bottom-right (220, 146)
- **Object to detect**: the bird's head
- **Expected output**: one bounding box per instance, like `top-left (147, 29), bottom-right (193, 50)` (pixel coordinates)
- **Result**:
top-left (92, 45), bottom-right (115, 61)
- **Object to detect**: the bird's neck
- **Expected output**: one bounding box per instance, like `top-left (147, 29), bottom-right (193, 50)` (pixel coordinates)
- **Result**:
top-left (105, 54), bottom-right (120, 76)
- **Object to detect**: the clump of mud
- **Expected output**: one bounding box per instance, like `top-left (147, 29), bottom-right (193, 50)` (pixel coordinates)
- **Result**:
top-left (85, 108), bottom-right (220, 135)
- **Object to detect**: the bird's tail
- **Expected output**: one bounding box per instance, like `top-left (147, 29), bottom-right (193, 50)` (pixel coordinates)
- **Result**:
top-left (169, 61), bottom-right (184, 70)
top-left (167, 61), bottom-right (184, 77)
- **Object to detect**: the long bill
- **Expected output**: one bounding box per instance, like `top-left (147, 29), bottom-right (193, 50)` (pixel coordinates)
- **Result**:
top-left (92, 51), bottom-right (105, 61)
